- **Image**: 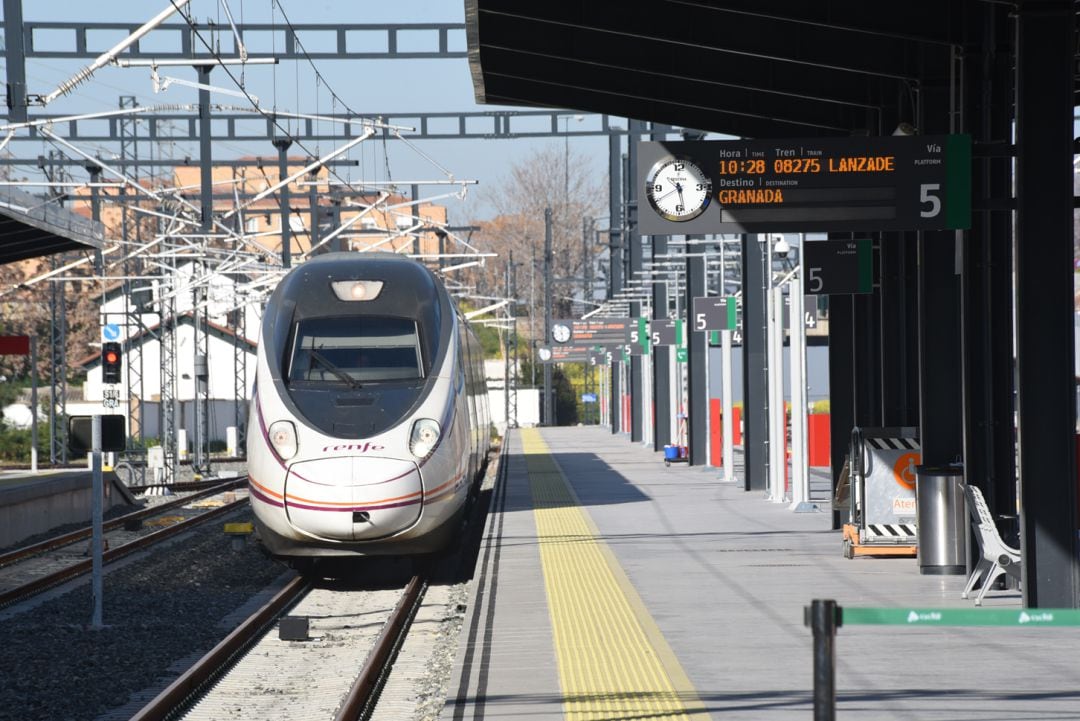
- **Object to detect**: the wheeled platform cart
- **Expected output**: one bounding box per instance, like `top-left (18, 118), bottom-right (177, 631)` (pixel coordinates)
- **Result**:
top-left (663, 444), bottom-right (689, 466)
top-left (664, 412), bottom-right (690, 467)
top-left (840, 427), bottom-right (920, 559)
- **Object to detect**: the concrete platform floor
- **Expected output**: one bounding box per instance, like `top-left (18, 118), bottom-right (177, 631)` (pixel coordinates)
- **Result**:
top-left (0, 469), bottom-right (131, 548)
top-left (444, 426), bottom-right (1080, 721)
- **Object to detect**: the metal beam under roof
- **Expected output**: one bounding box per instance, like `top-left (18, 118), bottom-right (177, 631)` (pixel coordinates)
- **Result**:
top-left (0, 186), bottom-right (105, 265)
top-left (464, 0), bottom-right (956, 137)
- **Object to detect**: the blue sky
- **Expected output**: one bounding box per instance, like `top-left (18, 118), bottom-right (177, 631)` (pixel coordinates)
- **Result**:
top-left (4, 0), bottom-right (614, 223)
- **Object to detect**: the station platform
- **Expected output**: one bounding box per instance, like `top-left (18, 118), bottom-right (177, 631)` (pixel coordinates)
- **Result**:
top-left (0, 468), bottom-right (133, 548)
top-left (443, 426), bottom-right (1080, 720)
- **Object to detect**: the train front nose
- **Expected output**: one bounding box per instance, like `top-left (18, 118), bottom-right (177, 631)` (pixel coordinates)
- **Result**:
top-left (283, 456), bottom-right (422, 541)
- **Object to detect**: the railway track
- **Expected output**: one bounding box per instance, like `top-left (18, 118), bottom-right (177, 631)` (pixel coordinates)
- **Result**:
top-left (125, 445), bottom-right (505, 721)
top-left (0, 480), bottom-right (247, 608)
top-left (124, 476), bottom-right (246, 496)
top-left (129, 574), bottom-right (427, 721)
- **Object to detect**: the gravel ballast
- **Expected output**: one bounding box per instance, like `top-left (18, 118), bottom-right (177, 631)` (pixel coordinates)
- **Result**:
top-left (0, 518), bottom-right (478, 721)
top-left (0, 452), bottom-right (497, 721)
top-left (0, 514), bottom-right (286, 721)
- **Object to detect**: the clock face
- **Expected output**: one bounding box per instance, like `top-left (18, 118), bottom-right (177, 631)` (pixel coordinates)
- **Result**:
top-left (645, 158), bottom-right (712, 222)
top-left (552, 323), bottom-right (571, 343)
top-left (538, 347), bottom-right (552, 362)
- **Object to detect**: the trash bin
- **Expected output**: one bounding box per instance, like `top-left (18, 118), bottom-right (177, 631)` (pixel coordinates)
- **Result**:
top-left (915, 465), bottom-right (967, 575)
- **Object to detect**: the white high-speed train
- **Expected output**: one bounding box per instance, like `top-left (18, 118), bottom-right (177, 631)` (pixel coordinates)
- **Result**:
top-left (247, 252), bottom-right (491, 564)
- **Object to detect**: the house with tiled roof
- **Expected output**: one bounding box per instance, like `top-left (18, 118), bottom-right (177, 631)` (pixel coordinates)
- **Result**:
top-left (75, 262), bottom-right (258, 449)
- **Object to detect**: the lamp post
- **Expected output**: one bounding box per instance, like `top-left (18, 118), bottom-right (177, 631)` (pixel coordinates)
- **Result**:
top-left (560, 114), bottom-right (584, 206)
top-left (560, 115), bottom-right (584, 316)
top-left (530, 242), bottom-right (536, 388)
top-left (766, 234), bottom-right (790, 502)
top-left (786, 235), bottom-right (813, 512)
top-left (543, 207), bottom-right (553, 425)
top-left (564, 119), bottom-right (569, 207)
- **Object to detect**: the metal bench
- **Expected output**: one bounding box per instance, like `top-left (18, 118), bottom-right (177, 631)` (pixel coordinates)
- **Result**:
top-left (961, 484), bottom-right (1021, 605)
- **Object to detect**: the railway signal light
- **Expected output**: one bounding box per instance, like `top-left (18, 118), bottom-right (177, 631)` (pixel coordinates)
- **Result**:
top-left (102, 342), bottom-right (122, 384)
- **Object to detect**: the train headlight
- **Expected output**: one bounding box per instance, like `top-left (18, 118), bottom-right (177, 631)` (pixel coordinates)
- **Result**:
top-left (409, 418), bottom-right (441, 459)
top-left (268, 420), bottom-right (298, 460)
top-left (331, 280), bottom-right (384, 301)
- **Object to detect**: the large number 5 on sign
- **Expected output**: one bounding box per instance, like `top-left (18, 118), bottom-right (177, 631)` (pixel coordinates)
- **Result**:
top-left (920, 183), bottom-right (941, 218)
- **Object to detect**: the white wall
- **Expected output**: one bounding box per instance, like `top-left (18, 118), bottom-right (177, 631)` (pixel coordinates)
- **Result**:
top-left (83, 322), bottom-right (257, 403)
top-left (98, 263), bottom-right (262, 345)
top-left (91, 261), bottom-right (263, 410)
top-left (484, 358), bottom-right (523, 383)
top-left (488, 388), bottom-right (541, 434)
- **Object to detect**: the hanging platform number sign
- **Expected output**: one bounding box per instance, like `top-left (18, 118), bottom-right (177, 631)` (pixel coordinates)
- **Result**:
top-left (692, 296), bottom-right (738, 332)
top-left (802, 238), bottom-right (873, 295)
top-left (628, 317), bottom-right (650, 356)
top-left (651, 319), bottom-right (684, 346)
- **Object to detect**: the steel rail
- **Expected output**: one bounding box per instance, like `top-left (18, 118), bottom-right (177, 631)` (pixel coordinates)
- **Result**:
top-left (127, 574), bottom-right (310, 721)
top-left (0, 498), bottom-right (247, 608)
top-left (0, 479), bottom-right (244, 568)
top-left (334, 574), bottom-right (428, 721)
top-left (125, 477), bottom-right (245, 495)
top-left (128, 445), bottom-right (493, 719)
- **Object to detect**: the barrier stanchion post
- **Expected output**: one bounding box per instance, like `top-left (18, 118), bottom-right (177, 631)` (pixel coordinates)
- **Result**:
top-left (805, 599), bottom-right (840, 721)
top-left (805, 604), bottom-right (1080, 720)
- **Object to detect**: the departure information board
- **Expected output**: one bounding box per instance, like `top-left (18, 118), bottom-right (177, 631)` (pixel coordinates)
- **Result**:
top-left (638, 135), bottom-right (970, 235)
top-left (550, 318), bottom-right (631, 347)
top-left (538, 344), bottom-right (591, 363)
top-left (541, 318), bottom-right (634, 365)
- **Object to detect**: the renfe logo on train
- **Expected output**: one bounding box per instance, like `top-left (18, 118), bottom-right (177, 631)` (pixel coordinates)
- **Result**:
top-left (322, 442), bottom-right (385, 453)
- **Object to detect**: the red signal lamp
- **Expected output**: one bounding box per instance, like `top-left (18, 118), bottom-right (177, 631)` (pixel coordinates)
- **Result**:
top-left (102, 342), bottom-right (122, 384)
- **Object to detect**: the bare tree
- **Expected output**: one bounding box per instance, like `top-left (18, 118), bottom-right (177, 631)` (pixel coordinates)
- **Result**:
top-left (468, 144), bottom-right (605, 332)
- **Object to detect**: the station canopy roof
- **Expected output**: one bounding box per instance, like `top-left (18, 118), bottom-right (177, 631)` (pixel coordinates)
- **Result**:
top-left (465, 1), bottom-right (980, 139)
top-left (0, 186), bottom-right (105, 265)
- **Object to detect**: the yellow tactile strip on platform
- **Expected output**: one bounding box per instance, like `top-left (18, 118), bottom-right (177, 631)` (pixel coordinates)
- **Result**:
top-left (520, 428), bottom-right (707, 721)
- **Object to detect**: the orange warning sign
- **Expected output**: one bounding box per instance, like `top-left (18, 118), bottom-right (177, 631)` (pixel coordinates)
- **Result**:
top-left (893, 452), bottom-right (920, 490)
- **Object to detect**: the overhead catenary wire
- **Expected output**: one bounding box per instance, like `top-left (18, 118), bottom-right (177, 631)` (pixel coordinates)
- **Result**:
top-left (216, 0), bottom-right (475, 234)
top-left (165, 0), bottom-right (371, 194)
top-left (219, 0), bottom-right (249, 62)
top-left (163, 0), bottom-right (466, 251)
top-left (37, 127), bottom-right (251, 248)
top-left (41, 0), bottom-right (192, 105)
top-left (221, 129), bottom-right (376, 219)
top-left (38, 7), bottom-right (474, 267)
top-left (0, 1), bottom-right (492, 320)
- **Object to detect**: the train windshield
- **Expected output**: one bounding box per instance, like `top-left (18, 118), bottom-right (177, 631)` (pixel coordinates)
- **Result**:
top-left (288, 316), bottom-right (423, 385)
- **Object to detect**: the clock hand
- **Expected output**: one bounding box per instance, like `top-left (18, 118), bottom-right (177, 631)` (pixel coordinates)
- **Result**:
top-left (655, 186), bottom-right (681, 202)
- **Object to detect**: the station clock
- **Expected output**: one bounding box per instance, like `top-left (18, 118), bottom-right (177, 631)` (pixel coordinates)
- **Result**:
top-left (644, 157), bottom-right (712, 222)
